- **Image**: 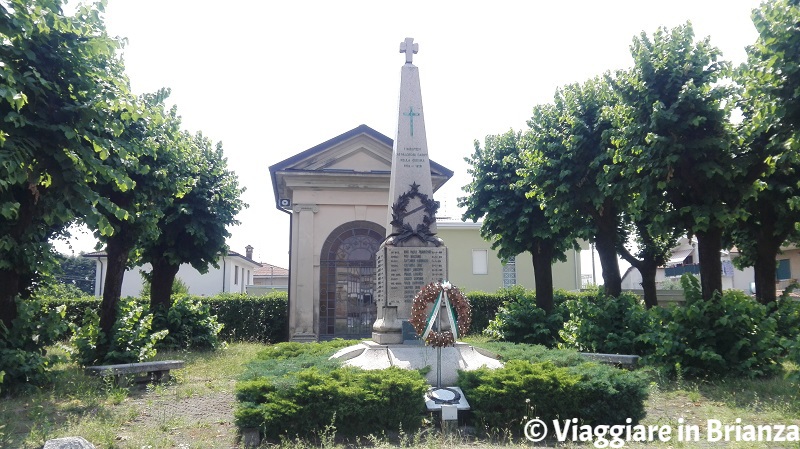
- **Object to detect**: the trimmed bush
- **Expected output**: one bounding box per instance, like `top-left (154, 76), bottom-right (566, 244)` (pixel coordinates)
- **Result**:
top-left (236, 340), bottom-right (426, 440)
top-left (465, 291), bottom-right (505, 334)
top-left (206, 292), bottom-right (288, 343)
top-left (458, 359), bottom-right (648, 434)
top-left (640, 275), bottom-right (782, 379)
top-left (236, 367), bottom-right (427, 439)
top-left (482, 286), bottom-right (569, 346)
top-left (559, 289), bottom-right (655, 355)
top-left (469, 340), bottom-right (590, 367)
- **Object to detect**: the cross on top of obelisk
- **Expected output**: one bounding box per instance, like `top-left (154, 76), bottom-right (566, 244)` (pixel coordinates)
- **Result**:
top-left (399, 37), bottom-right (418, 64)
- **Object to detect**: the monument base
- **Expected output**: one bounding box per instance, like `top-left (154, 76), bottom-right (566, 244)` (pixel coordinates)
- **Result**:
top-left (371, 332), bottom-right (403, 345)
top-left (289, 333), bottom-right (317, 343)
top-left (331, 341), bottom-right (503, 385)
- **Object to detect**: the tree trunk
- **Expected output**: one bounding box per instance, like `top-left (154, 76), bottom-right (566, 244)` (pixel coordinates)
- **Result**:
top-left (618, 246), bottom-right (660, 309)
top-left (753, 238), bottom-right (782, 304)
top-left (0, 269), bottom-right (20, 331)
top-left (531, 240), bottom-right (555, 313)
top-left (638, 262), bottom-right (659, 309)
top-left (594, 232), bottom-right (622, 297)
top-left (149, 258), bottom-right (180, 312)
top-left (696, 227), bottom-right (723, 301)
top-left (96, 235), bottom-right (133, 361)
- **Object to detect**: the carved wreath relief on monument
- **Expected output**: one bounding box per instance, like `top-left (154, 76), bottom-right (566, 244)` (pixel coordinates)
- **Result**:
top-left (389, 182), bottom-right (441, 246)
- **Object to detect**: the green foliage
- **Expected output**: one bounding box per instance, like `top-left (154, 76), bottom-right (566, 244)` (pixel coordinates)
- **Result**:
top-left (50, 254), bottom-right (96, 295)
top-left (468, 340), bottom-right (591, 367)
top-left (241, 340), bottom-right (357, 384)
top-left (36, 292), bottom-right (289, 343)
top-left (464, 291), bottom-right (505, 334)
top-left (236, 367), bottom-right (426, 440)
top-left (236, 340), bottom-right (425, 440)
top-left (786, 335), bottom-right (800, 383)
top-left (0, 299), bottom-right (68, 392)
top-left (559, 289), bottom-right (655, 355)
top-left (32, 282), bottom-right (90, 301)
top-left (152, 295), bottom-right (224, 350)
top-left (640, 275), bottom-right (782, 379)
top-left (460, 131), bottom-right (577, 310)
top-left (772, 294), bottom-right (800, 343)
top-left (207, 292), bottom-right (288, 343)
top-left (482, 286), bottom-right (569, 346)
top-left (70, 296), bottom-right (167, 366)
top-left (0, 0), bottom-right (138, 310)
top-left (458, 359), bottom-right (648, 434)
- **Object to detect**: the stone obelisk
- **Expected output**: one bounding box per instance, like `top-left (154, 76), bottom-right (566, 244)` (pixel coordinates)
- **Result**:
top-left (372, 38), bottom-right (448, 345)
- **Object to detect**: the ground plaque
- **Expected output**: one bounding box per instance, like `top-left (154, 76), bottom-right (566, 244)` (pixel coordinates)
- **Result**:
top-left (372, 38), bottom-right (448, 345)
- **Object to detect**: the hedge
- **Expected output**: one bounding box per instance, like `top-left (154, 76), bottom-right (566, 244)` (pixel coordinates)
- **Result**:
top-left (38, 291), bottom-right (289, 343)
top-left (236, 340), bottom-right (428, 440)
top-left (458, 359), bottom-right (649, 435)
top-left (464, 291), bottom-right (505, 334)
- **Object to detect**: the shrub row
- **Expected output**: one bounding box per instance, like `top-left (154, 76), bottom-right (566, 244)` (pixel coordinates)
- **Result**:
top-left (484, 275), bottom-right (800, 380)
top-left (37, 291), bottom-right (289, 343)
top-left (236, 340), bottom-right (427, 440)
top-left (458, 360), bottom-right (649, 434)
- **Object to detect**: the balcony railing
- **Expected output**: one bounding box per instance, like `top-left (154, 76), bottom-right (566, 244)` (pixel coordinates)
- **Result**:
top-left (664, 264), bottom-right (701, 278)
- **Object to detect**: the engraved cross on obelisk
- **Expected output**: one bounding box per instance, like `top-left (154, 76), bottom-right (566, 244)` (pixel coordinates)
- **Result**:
top-left (372, 38), bottom-right (448, 345)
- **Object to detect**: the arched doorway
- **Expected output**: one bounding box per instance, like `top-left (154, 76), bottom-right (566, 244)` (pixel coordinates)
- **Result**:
top-left (319, 221), bottom-right (385, 340)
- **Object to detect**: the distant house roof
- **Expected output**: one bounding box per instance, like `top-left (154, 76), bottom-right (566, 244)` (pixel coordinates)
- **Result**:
top-left (254, 263), bottom-right (289, 277)
top-left (83, 250), bottom-right (261, 267)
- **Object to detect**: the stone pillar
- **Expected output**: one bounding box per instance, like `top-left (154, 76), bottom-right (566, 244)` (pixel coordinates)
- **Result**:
top-left (291, 204), bottom-right (319, 342)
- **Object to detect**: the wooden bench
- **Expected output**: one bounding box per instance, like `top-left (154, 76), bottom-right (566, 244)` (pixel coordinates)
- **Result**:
top-left (580, 353), bottom-right (639, 369)
top-left (86, 360), bottom-right (185, 385)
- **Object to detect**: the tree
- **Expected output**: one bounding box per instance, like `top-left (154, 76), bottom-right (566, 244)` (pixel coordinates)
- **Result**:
top-left (520, 77), bottom-right (626, 297)
top-left (91, 91), bottom-right (191, 361)
top-left (728, 0), bottom-right (800, 303)
top-left (142, 133), bottom-right (245, 313)
top-left (610, 23), bottom-right (738, 301)
top-left (0, 0), bottom-right (136, 329)
top-left (460, 130), bottom-right (577, 312)
top-left (51, 254), bottom-right (95, 295)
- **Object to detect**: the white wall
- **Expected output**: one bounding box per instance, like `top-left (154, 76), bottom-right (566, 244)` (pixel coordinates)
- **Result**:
top-left (89, 255), bottom-right (259, 298)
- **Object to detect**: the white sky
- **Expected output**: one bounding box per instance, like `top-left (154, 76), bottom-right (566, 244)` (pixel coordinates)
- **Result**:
top-left (56, 0), bottom-right (761, 275)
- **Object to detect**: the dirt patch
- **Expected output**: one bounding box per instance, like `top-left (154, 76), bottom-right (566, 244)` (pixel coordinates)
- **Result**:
top-left (116, 387), bottom-right (239, 448)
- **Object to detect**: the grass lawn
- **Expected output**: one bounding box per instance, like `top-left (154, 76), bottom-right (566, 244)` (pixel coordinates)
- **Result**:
top-left (1, 342), bottom-right (799, 448)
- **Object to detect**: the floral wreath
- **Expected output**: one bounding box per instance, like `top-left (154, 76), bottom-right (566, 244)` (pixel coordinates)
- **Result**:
top-left (409, 281), bottom-right (472, 347)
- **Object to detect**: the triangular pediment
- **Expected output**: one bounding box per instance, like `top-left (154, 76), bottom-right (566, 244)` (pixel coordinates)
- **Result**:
top-left (270, 125), bottom-right (452, 177)
top-left (291, 134), bottom-right (392, 173)
top-left (270, 125), bottom-right (454, 209)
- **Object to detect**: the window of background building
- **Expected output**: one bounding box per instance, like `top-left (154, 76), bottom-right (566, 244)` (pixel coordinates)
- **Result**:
top-left (777, 259), bottom-right (791, 280)
top-left (234, 265), bottom-right (239, 285)
top-left (472, 249), bottom-right (488, 275)
top-left (502, 256), bottom-right (517, 288)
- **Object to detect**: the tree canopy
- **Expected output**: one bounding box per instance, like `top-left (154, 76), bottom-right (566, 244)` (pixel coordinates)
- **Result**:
top-left (460, 130), bottom-right (577, 312)
top-left (0, 0), bottom-right (138, 328)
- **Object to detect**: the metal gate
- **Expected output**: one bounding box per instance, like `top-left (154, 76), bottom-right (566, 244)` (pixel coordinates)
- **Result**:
top-left (319, 223), bottom-right (383, 340)
top-left (319, 260), bottom-right (376, 339)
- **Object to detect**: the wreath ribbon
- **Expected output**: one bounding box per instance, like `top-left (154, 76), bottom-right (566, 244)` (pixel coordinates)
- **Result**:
top-left (421, 281), bottom-right (459, 341)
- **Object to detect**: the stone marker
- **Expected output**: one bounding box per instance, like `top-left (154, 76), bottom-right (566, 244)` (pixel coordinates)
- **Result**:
top-left (372, 37), bottom-right (448, 344)
top-left (43, 437), bottom-right (96, 449)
